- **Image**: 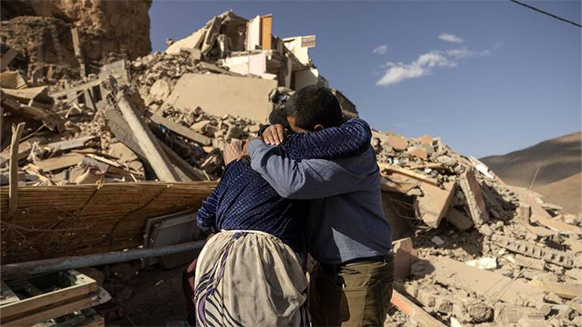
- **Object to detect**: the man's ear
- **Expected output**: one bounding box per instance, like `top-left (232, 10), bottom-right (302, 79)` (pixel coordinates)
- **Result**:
top-left (313, 124), bottom-right (324, 132)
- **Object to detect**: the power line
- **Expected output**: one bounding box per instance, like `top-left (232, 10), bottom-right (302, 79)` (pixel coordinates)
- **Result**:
top-left (509, 0), bottom-right (582, 28)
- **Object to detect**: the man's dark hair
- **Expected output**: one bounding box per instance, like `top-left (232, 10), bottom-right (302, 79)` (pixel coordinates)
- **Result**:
top-left (285, 85), bottom-right (343, 131)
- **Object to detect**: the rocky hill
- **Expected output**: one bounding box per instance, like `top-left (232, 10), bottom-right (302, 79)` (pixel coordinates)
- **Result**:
top-left (1, 0), bottom-right (152, 78)
top-left (481, 132), bottom-right (581, 214)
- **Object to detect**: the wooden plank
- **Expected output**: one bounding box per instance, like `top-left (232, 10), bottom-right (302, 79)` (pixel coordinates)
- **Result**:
top-left (390, 290), bottom-right (447, 327)
top-left (378, 163), bottom-right (439, 186)
top-left (408, 163), bottom-right (444, 170)
top-left (46, 136), bottom-right (96, 152)
top-left (71, 28), bottom-right (86, 78)
top-left (1, 92), bottom-right (62, 132)
top-left (1, 270), bottom-right (97, 320)
top-left (0, 281), bottom-right (19, 306)
top-left (148, 112), bottom-right (212, 146)
top-left (260, 14), bottom-right (273, 50)
top-left (81, 155), bottom-right (139, 178)
top-left (34, 153), bottom-right (84, 172)
top-left (2, 293), bottom-right (99, 327)
top-left (116, 95), bottom-right (178, 181)
top-left (1, 49), bottom-right (18, 72)
top-left (9, 122), bottom-right (25, 216)
top-left (0, 71), bottom-right (27, 89)
top-left (1, 141), bottom-right (32, 165)
top-left (50, 79), bottom-right (104, 100)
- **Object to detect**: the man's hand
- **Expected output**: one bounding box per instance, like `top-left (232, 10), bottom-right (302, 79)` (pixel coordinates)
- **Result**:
top-left (243, 136), bottom-right (262, 156)
top-left (223, 139), bottom-right (244, 165)
top-left (262, 124), bottom-right (286, 145)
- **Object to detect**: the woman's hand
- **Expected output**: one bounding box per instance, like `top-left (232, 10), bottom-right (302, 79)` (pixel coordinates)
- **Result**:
top-left (262, 124), bottom-right (286, 145)
top-left (223, 139), bottom-right (244, 165)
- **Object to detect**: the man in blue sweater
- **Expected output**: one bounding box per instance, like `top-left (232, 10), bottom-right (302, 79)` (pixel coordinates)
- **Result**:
top-left (247, 85), bottom-right (394, 326)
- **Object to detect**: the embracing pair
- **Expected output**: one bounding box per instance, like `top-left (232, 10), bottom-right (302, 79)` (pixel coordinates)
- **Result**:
top-left (189, 85), bottom-right (394, 327)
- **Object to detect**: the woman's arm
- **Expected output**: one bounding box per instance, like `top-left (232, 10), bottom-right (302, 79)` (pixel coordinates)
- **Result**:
top-left (282, 118), bottom-right (372, 161)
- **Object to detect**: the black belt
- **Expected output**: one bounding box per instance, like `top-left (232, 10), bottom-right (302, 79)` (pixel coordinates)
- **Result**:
top-left (320, 253), bottom-right (393, 275)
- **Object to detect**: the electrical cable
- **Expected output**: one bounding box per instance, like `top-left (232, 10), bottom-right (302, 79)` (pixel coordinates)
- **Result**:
top-left (510, 0), bottom-right (582, 28)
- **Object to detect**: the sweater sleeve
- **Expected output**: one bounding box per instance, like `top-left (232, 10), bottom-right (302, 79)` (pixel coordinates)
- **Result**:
top-left (282, 118), bottom-right (372, 161)
top-left (248, 139), bottom-right (374, 199)
top-left (197, 162), bottom-right (238, 232)
top-left (197, 184), bottom-right (220, 232)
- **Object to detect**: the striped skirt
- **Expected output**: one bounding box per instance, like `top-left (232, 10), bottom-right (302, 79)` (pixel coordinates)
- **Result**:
top-left (194, 230), bottom-right (309, 327)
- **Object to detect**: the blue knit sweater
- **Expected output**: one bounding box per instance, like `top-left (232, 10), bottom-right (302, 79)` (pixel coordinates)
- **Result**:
top-left (197, 119), bottom-right (371, 252)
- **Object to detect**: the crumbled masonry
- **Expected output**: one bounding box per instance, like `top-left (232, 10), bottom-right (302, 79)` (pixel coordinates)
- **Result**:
top-left (1, 8), bottom-right (581, 327)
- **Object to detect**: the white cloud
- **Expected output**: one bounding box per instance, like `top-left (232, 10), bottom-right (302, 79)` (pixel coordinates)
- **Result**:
top-left (438, 33), bottom-right (464, 43)
top-left (376, 50), bottom-right (455, 86)
top-left (447, 47), bottom-right (491, 59)
top-left (376, 44), bottom-right (495, 86)
top-left (373, 44), bottom-right (388, 55)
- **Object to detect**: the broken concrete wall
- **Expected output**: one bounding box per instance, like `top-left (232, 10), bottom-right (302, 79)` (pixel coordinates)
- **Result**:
top-left (163, 73), bottom-right (278, 122)
top-left (294, 67), bottom-right (329, 90)
top-left (283, 35), bottom-right (316, 66)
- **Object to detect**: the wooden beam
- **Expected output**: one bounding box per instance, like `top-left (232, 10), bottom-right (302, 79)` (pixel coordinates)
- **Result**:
top-left (390, 290), bottom-right (448, 327)
top-left (1, 92), bottom-right (63, 132)
top-left (105, 108), bottom-right (193, 181)
top-left (378, 163), bottom-right (439, 187)
top-left (2, 293), bottom-right (99, 327)
top-left (260, 14), bottom-right (273, 50)
top-left (1, 271), bottom-right (97, 320)
top-left (70, 28), bottom-right (86, 78)
top-left (50, 78), bottom-right (104, 100)
top-left (115, 94), bottom-right (178, 181)
top-left (147, 112), bottom-right (212, 145)
top-left (46, 136), bottom-right (96, 151)
top-left (1, 49), bottom-right (18, 72)
top-left (9, 122), bottom-right (25, 216)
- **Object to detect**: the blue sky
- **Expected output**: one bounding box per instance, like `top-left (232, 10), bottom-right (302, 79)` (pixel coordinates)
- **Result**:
top-left (150, 0), bottom-right (581, 158)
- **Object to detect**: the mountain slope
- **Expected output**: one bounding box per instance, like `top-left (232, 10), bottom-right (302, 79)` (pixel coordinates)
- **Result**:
top-left (481, 132), bottom-right (581, 214)
top-left (533, 172), bottom-right (581, 215)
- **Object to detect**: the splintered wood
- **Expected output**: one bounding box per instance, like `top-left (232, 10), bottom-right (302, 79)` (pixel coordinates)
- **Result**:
top-left (1, 270), bottom-right (101, 326)
top-left (0, 181), bottom-right (217, 264)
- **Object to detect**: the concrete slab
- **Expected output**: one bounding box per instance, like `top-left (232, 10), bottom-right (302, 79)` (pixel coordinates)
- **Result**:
top-left (164, 73), bottom-right (277, 122)
top-left (165, 28), bottom-right (206, 55)
top-left (422, 256), bottom-right (545, 304)
top-left (415, 181), bottom-right (456, 228)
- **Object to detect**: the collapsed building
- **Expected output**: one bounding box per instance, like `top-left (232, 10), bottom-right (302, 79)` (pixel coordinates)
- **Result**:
top-left (0, 8), bottom-right (581, 327)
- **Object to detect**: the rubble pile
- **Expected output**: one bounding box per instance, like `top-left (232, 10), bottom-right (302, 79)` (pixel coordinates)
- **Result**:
top-left (373, 131), bottom-right (582, 326)
top-left (1, 9), bottom-right (581, 327)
